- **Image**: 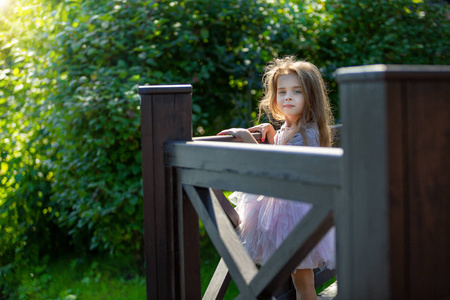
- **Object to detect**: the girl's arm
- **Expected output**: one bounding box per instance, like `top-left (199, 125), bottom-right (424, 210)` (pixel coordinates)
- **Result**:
top-left (247, 123), bottom-right (276, 144)
top-left (217, 128), bottom-right (258, 143)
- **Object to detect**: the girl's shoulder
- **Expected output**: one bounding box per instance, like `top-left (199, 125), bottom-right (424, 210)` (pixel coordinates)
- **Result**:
top-left (287, 123), bottom-right (319, 146)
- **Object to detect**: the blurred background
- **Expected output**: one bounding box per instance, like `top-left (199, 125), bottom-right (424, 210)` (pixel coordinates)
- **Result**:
top-left (0, 0), bottom-right (448, 298)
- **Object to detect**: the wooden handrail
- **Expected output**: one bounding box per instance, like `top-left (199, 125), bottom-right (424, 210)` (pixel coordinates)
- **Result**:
top-left (193, 132), bottom-right (262, 143)
top-left (192, 125), bottom-right (342, 145)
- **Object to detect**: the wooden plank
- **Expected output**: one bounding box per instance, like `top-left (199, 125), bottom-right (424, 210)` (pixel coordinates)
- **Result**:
top-left (212, 189), bottom-right (240, 228)
top-left (203, 259), bottom-right (232, 300)
top-left (405, 80), bottom-right (450, 299)
top-left (175, 178), bottom-right (201, 299)
top-left (193, 132), bottom-right (262, 143)
top-left (183, 185), bottom-right (258, 295)
top-left (249, 206), bottom-right (333, 297)
top-left (338, 78), bottom-right (390, 299)
top-left (337, 65), bottom-right (450, 299)
top-left (333, 82), bottom-right (355, 300)
top-left (166, 141), bottom-right (343, 187)
top-left (171, 91), bottom-right (200, 300)
top-left (178, 168), bottom-right (336, 207)
top-left (152, 93), bottom-right (176, 300)
top-left (352, 80), bottom-right (390, 300)
top-left (140, 93), bottom-right (158, 300)
top-left (193, 125), bottom-right (341, 145)
top-left (139, 85), bottom-right (193, 300)
top-left (385, 81), bottom-right (407, 300)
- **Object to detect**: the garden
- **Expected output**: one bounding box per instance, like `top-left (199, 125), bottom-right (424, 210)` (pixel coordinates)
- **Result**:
top-left (0, 0), bottom-right (448, 298)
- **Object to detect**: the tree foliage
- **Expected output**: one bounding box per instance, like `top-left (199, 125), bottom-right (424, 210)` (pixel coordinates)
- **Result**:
top-left (1, 0), bottom-right (448, 295)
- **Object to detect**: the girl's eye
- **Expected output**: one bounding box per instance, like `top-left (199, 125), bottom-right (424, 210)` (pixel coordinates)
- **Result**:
top-left (295, 90), bottom-right (302, 94)
top-left (278, 91), bottom-right (286, 94)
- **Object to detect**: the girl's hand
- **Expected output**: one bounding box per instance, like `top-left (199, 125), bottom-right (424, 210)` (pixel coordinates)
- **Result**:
top-left (217, 128), bottom-right (258, 143)
top-left (248, 123), bottom-right (276, 144)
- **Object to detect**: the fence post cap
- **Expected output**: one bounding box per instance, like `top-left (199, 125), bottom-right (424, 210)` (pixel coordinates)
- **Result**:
top-left (138, 84), bottom-right (192, 95)
top-left (335, 64), bottom-right (450, 82)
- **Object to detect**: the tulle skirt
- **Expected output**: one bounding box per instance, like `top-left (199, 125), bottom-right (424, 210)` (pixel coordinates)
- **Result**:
top-left (229, 192), bottom-right (336, 270)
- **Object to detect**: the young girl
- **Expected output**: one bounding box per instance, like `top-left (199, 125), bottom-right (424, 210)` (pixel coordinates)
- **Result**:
top-left (217, 56), bottom-right (335, 300)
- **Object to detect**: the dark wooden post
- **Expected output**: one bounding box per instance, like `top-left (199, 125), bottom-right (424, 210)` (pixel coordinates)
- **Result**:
top-left (139, 85), bottom-right (200, 300)
top-left (336, 65), bottom-right (450, 299)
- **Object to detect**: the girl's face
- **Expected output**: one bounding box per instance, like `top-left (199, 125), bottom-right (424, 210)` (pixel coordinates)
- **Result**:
top-left (276, 73), bottom-right (305, 127)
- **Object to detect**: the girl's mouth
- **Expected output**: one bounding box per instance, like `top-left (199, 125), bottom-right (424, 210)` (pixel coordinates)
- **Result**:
top-left (284, 105), bottom-right (294, 108)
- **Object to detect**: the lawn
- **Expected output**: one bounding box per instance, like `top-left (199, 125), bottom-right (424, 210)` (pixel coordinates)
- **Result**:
top-left (12, 255), bottom-right (146, 300)
top-left (11, 236), bottom-right (332, 300)
top-left (10, 228), bottom-right (239, 300)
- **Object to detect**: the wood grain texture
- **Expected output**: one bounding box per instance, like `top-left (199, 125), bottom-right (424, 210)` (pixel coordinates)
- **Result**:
top-left (385, 81), bottom-right (407, 300)
top-left (337, 64), bottom-right (450, 300)
top-left (405, 80), bottom-right (450, 299)
top-left (140, 93), bottom-right (158, 300)
top-left (152, 93), bottom-right (175, 300)
top-left (139, 85), bottom-right (194, 300)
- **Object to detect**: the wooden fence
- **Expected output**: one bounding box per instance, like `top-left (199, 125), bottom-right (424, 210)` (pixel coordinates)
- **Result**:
top-left (139, 65), bottom-right (450, 299)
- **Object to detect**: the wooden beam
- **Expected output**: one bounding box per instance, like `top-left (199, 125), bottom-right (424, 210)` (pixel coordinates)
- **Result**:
top-left (336, 64), bottom-right (450, 299)
top-left (193, 125), bottom-right (342, 145)
top-left (212, 189), bottom-right (240, 228)
top-left (178, 168), bottom-right (336, 206)
top-left (166, 141), bottom-right (343, 187)
top-left (339, 78), bottom-right (390, 300)
top-left (193, 132), bottom-right (262, 143)
top-left (183, 185), bottom-right (258, 297)
top-left (203, 259), bottom-right (232, 300)
top-left (139, 85), bottom-right (196, 300)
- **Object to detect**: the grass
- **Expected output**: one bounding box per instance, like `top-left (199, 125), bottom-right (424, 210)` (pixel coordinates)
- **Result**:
top-left (9, 231), bottom-right (239, 300)
top-left (11, 244), bottom-right (335, 300)
top-left (11, 255), bottom-right (146, 300)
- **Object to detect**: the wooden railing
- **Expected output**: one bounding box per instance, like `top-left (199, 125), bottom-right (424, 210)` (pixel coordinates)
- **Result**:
top-left (190, 127), bottom-right (341, 298)
top-left (139, 65), bottom-right (450, 300)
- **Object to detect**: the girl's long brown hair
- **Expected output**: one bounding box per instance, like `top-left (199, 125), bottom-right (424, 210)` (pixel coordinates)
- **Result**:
top-left (258, 56), bottom-right (334, 147)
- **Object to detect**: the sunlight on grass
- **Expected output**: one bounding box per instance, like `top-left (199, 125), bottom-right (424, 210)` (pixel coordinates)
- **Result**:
top-left (15, 255), bottom-right (146, 300)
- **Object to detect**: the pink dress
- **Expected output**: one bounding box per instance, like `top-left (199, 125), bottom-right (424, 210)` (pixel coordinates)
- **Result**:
top-left (229, 123), bottom-right (336, 270)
